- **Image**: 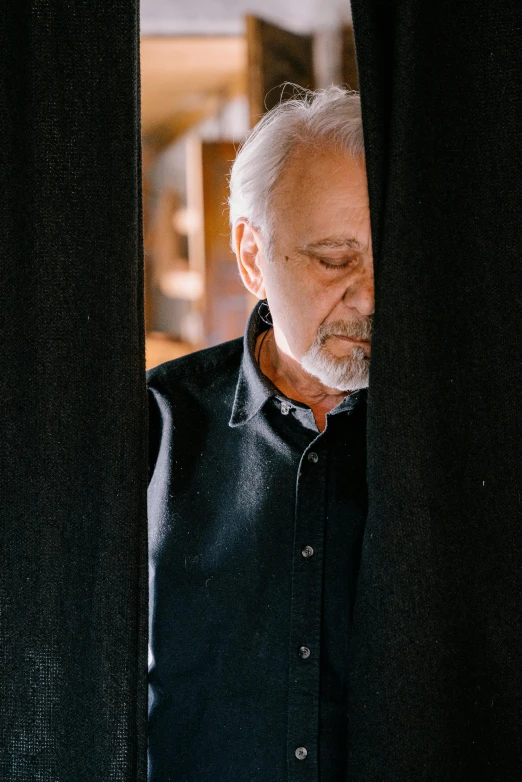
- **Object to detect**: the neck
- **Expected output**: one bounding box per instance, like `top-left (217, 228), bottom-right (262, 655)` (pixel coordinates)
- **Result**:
top-left (257, 328), bottom-right (350, 432)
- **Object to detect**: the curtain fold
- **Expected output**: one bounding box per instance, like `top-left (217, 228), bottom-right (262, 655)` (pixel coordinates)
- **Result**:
top-left (0, 2), bottom-right (148, 779)
top-left (349, 1), bottom-right (522, 779)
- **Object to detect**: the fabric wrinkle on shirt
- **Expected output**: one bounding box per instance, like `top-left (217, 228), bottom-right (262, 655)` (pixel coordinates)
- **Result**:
top-left (147, 301), bottom-right (368, 781)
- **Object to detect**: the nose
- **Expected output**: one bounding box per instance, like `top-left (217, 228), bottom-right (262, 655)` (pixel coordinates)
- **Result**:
top-left (343, 264), bottom-right (375, 317)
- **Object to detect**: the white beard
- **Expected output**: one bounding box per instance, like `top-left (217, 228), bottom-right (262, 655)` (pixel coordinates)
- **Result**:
top-left (301, 343), bottom-right (369, 391)
top-left (300, 320), bottom-right (372, 391)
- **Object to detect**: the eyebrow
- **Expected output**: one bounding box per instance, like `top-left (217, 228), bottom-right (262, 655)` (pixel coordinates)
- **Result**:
top-left (298, 237), bottom-right (368, 255)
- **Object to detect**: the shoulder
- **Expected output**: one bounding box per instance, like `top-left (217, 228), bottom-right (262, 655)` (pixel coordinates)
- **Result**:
top-left (146, 338), bottom-right (244, 482)
top-left (146, 337), bottom-right (244, 398)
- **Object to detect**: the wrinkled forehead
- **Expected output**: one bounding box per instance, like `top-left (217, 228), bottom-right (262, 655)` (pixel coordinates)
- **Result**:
top-left (271, 146), bottom-right (370, 245)
top-left (275, 142), bottom-right (367, 194)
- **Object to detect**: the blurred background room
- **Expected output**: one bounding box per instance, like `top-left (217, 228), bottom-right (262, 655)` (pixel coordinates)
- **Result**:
top-left (141, 0), bottom-right (359, 369)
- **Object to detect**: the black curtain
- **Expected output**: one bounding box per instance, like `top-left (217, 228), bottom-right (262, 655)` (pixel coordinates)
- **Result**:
top-left (349, 1), bottom-right (522, 779)
top-left (0, 3), bottom-right (147, 780)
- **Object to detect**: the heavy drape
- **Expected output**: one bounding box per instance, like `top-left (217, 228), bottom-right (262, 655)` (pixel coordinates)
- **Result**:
top-left (0, 3), bottom-right (148, 780)
top-left (349, 1), bottom-right (522, 779)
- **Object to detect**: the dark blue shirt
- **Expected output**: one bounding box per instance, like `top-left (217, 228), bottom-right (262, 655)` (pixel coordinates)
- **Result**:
top-left (147, 302), bottom-right (368, 781)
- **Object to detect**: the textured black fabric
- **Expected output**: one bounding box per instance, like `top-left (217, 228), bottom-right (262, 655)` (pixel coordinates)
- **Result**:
top-left (147, 303), bottom-right (367, 781)
top-left (349, 1), bottom-right (522, 779)
top-left (0, 3), bottom-right (148, 779)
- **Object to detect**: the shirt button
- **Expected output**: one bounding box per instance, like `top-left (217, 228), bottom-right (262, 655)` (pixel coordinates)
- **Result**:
top-left (298, 646), bottom-right (311, 659)
top-left (307, 451), bottom-right (319, 463)
top-left (280, 400), bottom-right (291, 415)
top-left (295, 747), bottom-right (308, 761)
top-left (301, 545), bottom-right (314, 558)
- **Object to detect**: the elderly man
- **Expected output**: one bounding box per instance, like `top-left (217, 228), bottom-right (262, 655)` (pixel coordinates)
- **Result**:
top-left (147, 86), bottom-right (374, 781)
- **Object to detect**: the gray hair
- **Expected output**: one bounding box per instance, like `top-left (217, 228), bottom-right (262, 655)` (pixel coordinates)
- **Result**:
top-left (228, 85), bottom-right (364, 248)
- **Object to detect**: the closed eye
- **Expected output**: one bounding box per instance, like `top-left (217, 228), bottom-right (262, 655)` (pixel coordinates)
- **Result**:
top-left (318, 258), bottom-right (355, 270)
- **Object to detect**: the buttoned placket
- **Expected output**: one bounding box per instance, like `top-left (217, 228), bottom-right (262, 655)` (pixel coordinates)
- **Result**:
top-left (286, 426), bottom-right (328, 781)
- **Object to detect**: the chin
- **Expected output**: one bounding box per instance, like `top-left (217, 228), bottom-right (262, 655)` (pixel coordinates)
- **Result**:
top-left (301, 345), bottom-right (370, 391)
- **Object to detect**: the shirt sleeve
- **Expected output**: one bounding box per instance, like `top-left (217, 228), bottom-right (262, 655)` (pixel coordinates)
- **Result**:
top-left (147, 385), bottom-right (162, 485)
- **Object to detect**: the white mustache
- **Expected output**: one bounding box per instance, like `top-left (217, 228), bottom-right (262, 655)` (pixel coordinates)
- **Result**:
top-left (317, 318), bottom-right (373, 345)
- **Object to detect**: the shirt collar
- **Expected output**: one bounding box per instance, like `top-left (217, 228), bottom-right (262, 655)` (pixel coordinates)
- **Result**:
top-left (229, 302), bottom-right (275, 427)
top-left (229, 301), bottom-right (366, 428)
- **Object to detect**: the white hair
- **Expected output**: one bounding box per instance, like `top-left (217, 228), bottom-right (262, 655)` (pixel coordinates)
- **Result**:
top-left (228, 85), bottom-right (364, 247)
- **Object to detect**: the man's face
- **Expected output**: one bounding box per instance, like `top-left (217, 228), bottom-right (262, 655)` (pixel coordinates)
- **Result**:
top-left (254, 145), bottom-right (374, 391)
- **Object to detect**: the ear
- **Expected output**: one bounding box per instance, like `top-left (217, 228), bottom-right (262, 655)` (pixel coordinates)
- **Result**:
top-left (233, 219), bottom-right (267, 299)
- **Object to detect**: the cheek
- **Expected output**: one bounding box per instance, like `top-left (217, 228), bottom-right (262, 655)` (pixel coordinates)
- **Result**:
top-left (264, 258), bottom-right (306, 302)
top-left (266, 261), bottom-right (341, 322)
top-left (266, 268), bottom-right (344, 355)
top-left (307, 274), bottom-right (348, 319)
